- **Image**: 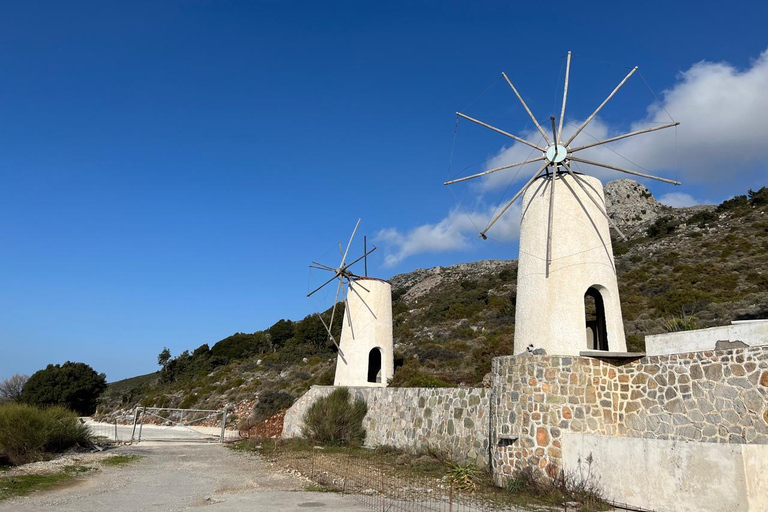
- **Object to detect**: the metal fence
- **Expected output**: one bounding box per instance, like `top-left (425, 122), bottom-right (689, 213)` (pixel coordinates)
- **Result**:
top-left (85, 407), bottom-right (242, 444)
top-left (270, 448), bottom-right (534, 512)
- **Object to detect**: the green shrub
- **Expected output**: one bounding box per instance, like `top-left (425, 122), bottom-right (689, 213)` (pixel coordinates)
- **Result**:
top-left (302, 388), bottom-right (367, 446)
top-left (717, 194), bottom-right (748, 212)
top-left (686, 210), bottom-right (718, 227)
top-left (646, 216), bottom-right (679, 238)
top-left (0, 403), bottom-right (90, 466)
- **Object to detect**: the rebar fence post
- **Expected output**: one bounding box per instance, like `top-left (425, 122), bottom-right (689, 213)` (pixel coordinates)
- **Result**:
top-left (342, 447), bottom-right (351, 496)
top-left (311, 446), bottom-right (315, 479)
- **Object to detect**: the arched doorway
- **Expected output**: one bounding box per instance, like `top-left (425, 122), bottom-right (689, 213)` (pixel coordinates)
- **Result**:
top-left (367, 348), bottom-right (382, 383)
top-left (584, 287), bottom-right (608, 351)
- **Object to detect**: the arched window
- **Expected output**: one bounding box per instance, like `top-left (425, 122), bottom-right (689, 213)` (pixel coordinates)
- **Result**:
top-left (584, 287), bottom-right (608, 351)
top-left (367, 348), bottom-right (382, 383)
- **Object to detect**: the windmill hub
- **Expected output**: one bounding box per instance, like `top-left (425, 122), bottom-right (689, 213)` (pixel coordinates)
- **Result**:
top-left (545, 144), bottom-right (568, 164)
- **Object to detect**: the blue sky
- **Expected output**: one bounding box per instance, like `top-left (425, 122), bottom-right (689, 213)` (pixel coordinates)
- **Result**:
top-left (1, 1), bottom-right (766, 382)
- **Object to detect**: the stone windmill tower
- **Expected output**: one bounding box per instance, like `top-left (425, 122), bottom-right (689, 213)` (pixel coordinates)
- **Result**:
top-left (446, 52), bottom-right (680, 356)
top-left (307, 219), bottom-right (394, 386)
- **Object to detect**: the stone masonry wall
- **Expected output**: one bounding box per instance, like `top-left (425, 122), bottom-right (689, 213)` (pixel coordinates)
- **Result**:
top-left (283, 386), bottom-right (491, 466)
top-left (491, 345), bottom-right (768, 484)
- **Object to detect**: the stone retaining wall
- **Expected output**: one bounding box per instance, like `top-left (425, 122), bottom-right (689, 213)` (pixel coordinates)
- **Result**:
top-left (283, 386), bottom-right (491, 466)
top-left (490, 345), bottom-right (768, 483)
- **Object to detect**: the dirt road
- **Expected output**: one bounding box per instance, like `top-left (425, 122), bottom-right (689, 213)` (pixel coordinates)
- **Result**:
top-left (1, 442), bottom-right (369, 512)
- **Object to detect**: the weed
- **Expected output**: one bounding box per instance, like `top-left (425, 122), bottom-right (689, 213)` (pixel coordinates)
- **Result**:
top-left (0, 473), bottom-right (75, 501)
top-left (101, 454), bottom-right (143, 467)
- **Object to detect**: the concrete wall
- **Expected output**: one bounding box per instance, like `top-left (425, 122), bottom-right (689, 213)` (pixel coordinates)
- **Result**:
top-left (283, 385), bottom-right (491, 466)
top-left (646, 320), bottom-right (768, 356)
top-left (562, 433), bottom-right (768, 512)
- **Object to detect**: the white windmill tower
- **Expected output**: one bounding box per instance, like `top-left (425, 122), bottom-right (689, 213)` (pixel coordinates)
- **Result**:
top-left (446, 52), bottom-right (680, 356)
top-left (307, 219), bottom-right (394, 386)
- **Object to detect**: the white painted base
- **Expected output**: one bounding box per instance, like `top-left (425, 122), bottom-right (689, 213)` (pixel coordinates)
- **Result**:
top-left (333, 279), bottom-right (394, 387)
top-left (514, 174), bottom-right (627, 356)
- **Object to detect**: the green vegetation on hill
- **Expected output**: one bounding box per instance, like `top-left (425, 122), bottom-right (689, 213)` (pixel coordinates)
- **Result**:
top-left (98, 185), bottom-right (768, 416)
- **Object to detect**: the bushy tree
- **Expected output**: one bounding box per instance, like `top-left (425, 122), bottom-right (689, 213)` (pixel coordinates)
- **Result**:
top-left (157, 347), bottom-right (171, 367)
top-left (0, 374), bottom-right (28, 402)
top-left (20, 362), bottom-right (107, 415)
top-left (267, 319), bottom-right (295, 348)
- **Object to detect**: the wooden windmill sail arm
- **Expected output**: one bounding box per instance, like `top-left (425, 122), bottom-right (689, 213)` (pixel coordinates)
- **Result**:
top-left (545, 172), bottom-right (556, 278)
top-left (340, 218), bottom-right (361, 269)
top-left (558, 173), bottom-right (616, 274)
top-left (569, 122), bottom-right (680, 153)
top-left (557, 51), bottom-right (572, 142)
top-left (342, 246), bottom-right (377, 274)
top-left (349, 280), bottom-right (377, 319)
top-left (316, 313), bottom-right (344, 358)
top-left (569, 156), bottom-right (681, 185)
top-left (343, 285), bottom-right (355, 340)
top-left (456, 112), bottom-right (545, 152)
top-left (501, 72), bottom-right (551, 146)
top-left (480, 161), bottom-right (549, 238)
top-left (443, 156), bottom-right (546, 186)
top-left (306, 272), bottom-right (340, 298)
top-left (565, 66), bottom-right (638, 147)
top-left (563, 163), bottom-right (627, 241)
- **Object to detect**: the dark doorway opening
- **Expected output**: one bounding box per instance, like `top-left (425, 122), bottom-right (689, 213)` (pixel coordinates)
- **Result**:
top-left (584, 287), bottom-right (608, 351)
top-left (367, 348), bottom-right (382, 383)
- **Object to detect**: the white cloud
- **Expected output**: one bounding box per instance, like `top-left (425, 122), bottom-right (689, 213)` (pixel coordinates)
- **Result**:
top-left (376, 203), bottom-right (521, 267)
top-left (657, 192), bottom-right (699, 208)
top-left (379, 49), bottom-right (768, 265)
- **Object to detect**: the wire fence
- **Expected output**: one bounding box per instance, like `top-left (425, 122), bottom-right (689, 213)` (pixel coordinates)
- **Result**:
top-left (268, 448), bottom-right (543, 512)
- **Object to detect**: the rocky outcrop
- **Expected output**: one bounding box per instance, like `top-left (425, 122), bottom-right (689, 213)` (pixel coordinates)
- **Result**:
top-left (604, 179), bottom-right (671, 231)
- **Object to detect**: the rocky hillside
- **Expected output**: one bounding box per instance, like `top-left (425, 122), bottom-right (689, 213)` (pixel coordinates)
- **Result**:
top-left (97, 181), bottom-right (768, 422)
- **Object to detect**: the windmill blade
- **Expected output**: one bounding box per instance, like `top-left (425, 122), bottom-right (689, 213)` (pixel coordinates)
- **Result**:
top-left (569, 122), bottom-right (680, 153)
top-left (340, 218), bottom-right (361, 269)
top-left (327, 276), bottom-right (344, 334)
top-left (563, 164), bottom-right (627, 241)
top-left (307, 272), bottom-right (341, 298)
top-left (558, 172), bottom-right (616, 273)
top-left (456, 112), bottom-right (544, 152)
top-left (311, 261), bottom-right (336, 271)
top-left (565, 66), bottom-right (638, 147)
top-left (316, 313), bottom-right (344, 358)
top-left (569, 156), bottom-right (681, 185)
top-left (501, 72), bottom-right (551, 146)
top-left (342, 246), bottom-right (377, 273)
top-left (338, 242), bottom-right (343, 257)
top-left (349, 280), bottom-right (377, 319)
top-left (343, 284), bottom-right (355, 340)
top-left (557, 51), bottom-right (572, 142)
top-left (545, 173), bottom-right (556, 278)
top-left (443, 156), bottom-right (546, 186)
top-left (348, 278), bottom-right (369, 293)
top-left (310, 264), bottom-right (336, 272)
top-left (480, 161), bottom-right (549, 238)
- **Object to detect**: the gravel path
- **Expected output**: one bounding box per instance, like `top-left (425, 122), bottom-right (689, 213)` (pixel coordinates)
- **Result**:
top-left (1, 442), bottom-right (369, 512)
